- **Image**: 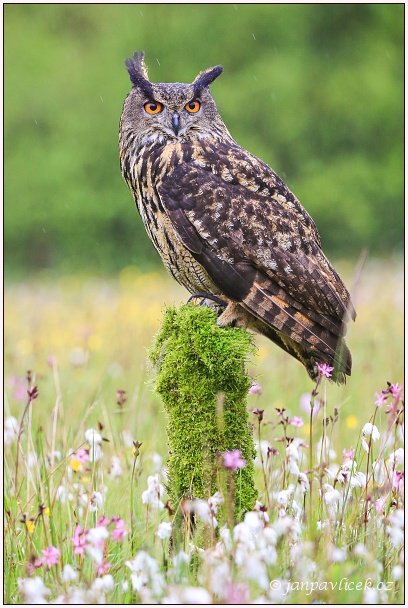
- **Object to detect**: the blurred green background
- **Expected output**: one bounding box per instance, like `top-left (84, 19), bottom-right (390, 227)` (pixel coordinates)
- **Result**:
top-left (4, 4), bottom-right (404, 280)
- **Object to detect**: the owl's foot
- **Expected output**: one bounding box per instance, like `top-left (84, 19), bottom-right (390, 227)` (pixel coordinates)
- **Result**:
top-left (217, 301), bottom-right (250, 329)
top-left (187, 292), bottom-right (228, 308)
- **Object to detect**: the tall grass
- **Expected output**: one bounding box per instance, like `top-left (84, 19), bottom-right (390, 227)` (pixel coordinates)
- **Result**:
top-left (4, 261), bottom-right (404, 604)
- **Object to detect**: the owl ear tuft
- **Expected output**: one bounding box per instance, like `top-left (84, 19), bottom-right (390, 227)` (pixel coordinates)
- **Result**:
top-left (125, 51), bottom-right (154, 98)
top-left (193, 65), bottom-right (223, 96)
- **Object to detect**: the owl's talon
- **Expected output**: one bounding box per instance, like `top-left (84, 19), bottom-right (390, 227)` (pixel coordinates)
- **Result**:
top-left (187, 293), bottom-right (227, 308)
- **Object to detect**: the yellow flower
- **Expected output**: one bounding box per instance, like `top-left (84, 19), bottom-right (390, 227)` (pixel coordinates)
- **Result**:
top-left (69, 459), bottom-right (82, 472)
top-left (346, 415), bottom-right (358, 429)
top-left (26, 521), bottom-right (35, 534)
top-left (44, 507), bottom-right (50, 517)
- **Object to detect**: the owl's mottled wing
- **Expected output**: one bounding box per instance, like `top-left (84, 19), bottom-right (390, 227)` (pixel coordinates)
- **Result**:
top-left (157, 141), bottom-right (354, 368)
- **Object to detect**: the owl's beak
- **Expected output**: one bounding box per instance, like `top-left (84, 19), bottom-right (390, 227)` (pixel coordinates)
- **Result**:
top-left (172, 113), bottom-right (180, 136)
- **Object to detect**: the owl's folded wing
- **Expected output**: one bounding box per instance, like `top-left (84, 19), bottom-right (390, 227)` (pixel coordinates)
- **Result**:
top-left (157, 141), bottom-right (355, 328)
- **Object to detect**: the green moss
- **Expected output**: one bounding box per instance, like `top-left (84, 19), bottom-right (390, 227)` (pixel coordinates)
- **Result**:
top-left (148, 304), bottom-right (257, 531)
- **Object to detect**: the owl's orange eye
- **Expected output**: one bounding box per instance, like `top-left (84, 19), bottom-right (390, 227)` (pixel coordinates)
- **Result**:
top-left (185, 99), bottom-right (201, 113)
top-left (144, 101), bottom-right (163, 115)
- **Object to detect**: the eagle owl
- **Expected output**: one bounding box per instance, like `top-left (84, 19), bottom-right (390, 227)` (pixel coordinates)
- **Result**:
top-left (119, 51), bottom-right (356, 383)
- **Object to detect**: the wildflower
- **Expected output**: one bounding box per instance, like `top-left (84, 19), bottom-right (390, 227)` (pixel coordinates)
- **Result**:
top-left (4, 416), bottom-right (19, 445)
top-left (289, 416), bottom-right (303, 427)
top-left (61, 564), bottom-right (78, 583)
top-left (361, 423), bottom-right (380, 452)
top-left (222, 449), bottom-right (246, 471)
top-left (374, 391), bottom-right (388, 408)
top-left (126, 551), bottom-right (165, 596)
top-left (345, 415), bottom-right (358, 429)
top-left (75, 448), bottom-right (90, 463)
top-left (317, 362), bottom-right (334, 378)
top-left (85, 428), bottom-right (103, 462)
top-left (386, 510), bottom-right (404, 547)
top-left (328, 543), bottom-right (346, 563)
top-left (342, 446), bottom-right (355, 461)
top-left (390, 382), bottom-right (403, 400)
top-left (69, 458), bottom-right (83, 472)
top-left (26, 520), bottom-right (35, 535)
top-left (254, 440), bottom-right (271, 468)
top-left (297, 472), bottom-right (310, 494)
top-left (172, 550), bottom-right (191, 568)
top-left (91, 574), bottom-right (115, 593)
top-left (248, 381), bottom-right (262, 395)
top-left (97, 561), bottom-right (112, 576)
top-left (277, 488), bottom-right (292, 508)
top-left (41, 545), bottom-right (60, 567)
top-left (208, 491), bottom-right (224, 514)
top-left (322, 484), bottom-right (341, 512)
top-left (86, 525), bottom-right (109, 547)
top-left (111, 518), bottom-right (126, 542)
top-left (392, 470), bottom-right (404, 492)
top-left (156, 521), bottom-right (172, 540)
top-left (243, 511), bottom-right (264, 533)
top-left (89, 491), bottom-right (103, 512)
top-left (372, 459), bottom-right (387, 486)
top-left (182, 587), bottom-right (212, 604)
top-left (388, 448), bottom-right (404, 469)
top-left (71, 525), bottom-right (88, 556)
top-left (187, 499), bottom-right (218, 528)
top-left (375, 496), bottom-right (387, 513)
top-left (142, 474), bottom-right (165, 510)
top-left (18, 577), bottom-right (51, 603)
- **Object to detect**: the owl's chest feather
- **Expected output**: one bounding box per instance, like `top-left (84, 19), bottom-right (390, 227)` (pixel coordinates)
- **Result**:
top-left (132, 143), bottom-right (219, 295)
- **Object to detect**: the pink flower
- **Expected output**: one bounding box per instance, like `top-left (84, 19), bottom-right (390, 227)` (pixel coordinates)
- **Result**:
top-left (392, 470), bottom-right (404, 492)
top-left (375, 496), bottom-right (387, 513)
top-left (248, 382), bottom-right (262, 395)
top-left (111, 518), bottom-right (126, 542)
top-left (289, 416), bottom-right (304, 427)
top-left (97, 561), bottom-right (111, 576)
top-left (374, 392), bottom-right (388, 408)
top-left (41, 546), bottom-right (61, 567)
top-left (75, 448), bottom-right (90, 463)
top-left (317, 363), bottom-right (334, 378)
top-left (222, 449), bottom-right (246, 472)
top-left (342, 446), bottom-right (355, 461)
top-left (390, 383), bottom-right (403, 400)
top-left (97, 516), bottom-right (111, 527)
top-left (71, 525), bottom-right (88, 555)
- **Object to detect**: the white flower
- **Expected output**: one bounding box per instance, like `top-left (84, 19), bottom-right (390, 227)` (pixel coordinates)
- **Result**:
top-left (183, 587), bottom-right (212, 604)
top-left (372, 458), bottom-right (387, 485)
top-left (277, 488), bottom-right (292, 507)
top-left (91, 574), bottom-right (115, 593)
top-left (297, 472), bottom-right (310, 493)
top-left (89, 491), bottom-right (103, 512)
top-left (363, 587), bottom-right (378, 604)
top-left (156, 521), bottom-right (172, 540)
top-left (120, 429), bottom-right (134, 448)
top-left (208, 491), bottom-right (224, 513)
top-left (328, 543), bottom-right (346, 562)
top-left (86, 525), bottom-right (109, 546)
top-left (172, 550), bottom-right (191, 568)
top-left (254, 440), bottom-right (271, 468)
top-left (244, 511), bottom-right (264, 534)
top-left (18, 577), bottom-right (50, 603)
top-left (126, 551), bottom-right (165, 596)
top-left (61, 564), bottom-right (78, 583)
top-left (188, 499), bottom-right (217, 528)
top-left (4, 416), bottom-right (19, 445)
top-left (388, 448), bottom-right (404, 469)
top-left (361, 423), bottom-right (380, 452)
top-left (86, 545), bottom-right (104, 565)
top-left (350, 471), bottom-right (366, 488)
top-left (392, 564), bottom-right (404, 581)
top-left (142, 474), bottom-right (165, 510)
top-left (85, 428), bottom-right (103, 461)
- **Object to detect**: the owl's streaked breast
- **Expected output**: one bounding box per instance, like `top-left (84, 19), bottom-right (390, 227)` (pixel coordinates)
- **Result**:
top-left (130, 141), bottom-right (220, 295)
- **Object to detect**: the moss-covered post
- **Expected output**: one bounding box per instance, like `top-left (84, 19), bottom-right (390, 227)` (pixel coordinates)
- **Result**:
top-left (148, 304), bottom-right (257, 545)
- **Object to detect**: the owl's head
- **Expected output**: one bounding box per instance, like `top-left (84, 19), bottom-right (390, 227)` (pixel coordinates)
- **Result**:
top-left (120, 51), bottom-right (229, 146)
